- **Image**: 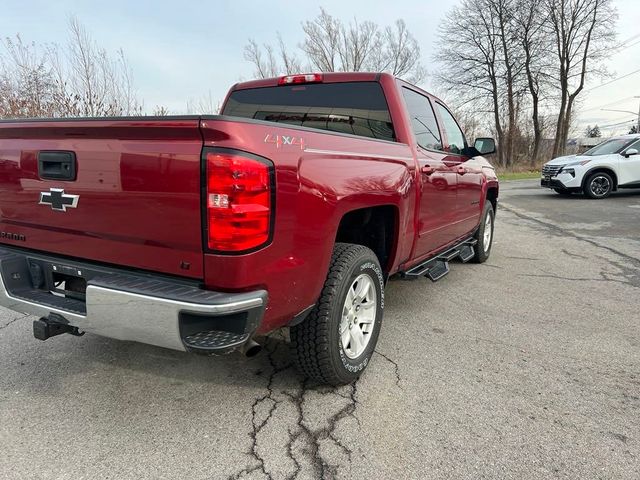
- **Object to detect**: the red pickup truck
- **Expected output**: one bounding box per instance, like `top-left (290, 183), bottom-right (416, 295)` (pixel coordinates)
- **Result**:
top-left (0, 72), bottom-right (498, 385)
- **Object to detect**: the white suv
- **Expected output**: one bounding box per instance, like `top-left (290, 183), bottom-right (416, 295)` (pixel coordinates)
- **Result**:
top-left (541, 134), bottom-right (640, 199)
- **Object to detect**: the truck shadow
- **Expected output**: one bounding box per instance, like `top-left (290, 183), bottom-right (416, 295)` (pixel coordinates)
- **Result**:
top-left (7, 320), bottom-right (299, 396)
top-left (89, 330), bottom-right (297, 388)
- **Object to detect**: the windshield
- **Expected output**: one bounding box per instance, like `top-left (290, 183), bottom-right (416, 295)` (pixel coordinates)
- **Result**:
top-left (583, 138), bottom-right (636, 156)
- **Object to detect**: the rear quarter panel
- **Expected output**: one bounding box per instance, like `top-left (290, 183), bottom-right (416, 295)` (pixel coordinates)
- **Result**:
top-left (200, 118), bottom-right (417, 333)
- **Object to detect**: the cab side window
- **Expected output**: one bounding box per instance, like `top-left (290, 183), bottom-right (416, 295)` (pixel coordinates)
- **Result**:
top-left (401, 87), bottom-right (442, 151)
top-left (435, 103), bottom-right (466, 155)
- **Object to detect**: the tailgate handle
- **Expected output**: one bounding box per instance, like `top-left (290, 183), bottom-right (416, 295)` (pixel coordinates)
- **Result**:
top-left (38, 151), bottom-right (77, 181)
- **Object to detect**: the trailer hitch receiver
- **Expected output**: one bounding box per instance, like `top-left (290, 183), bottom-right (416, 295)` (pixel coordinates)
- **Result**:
top-left (33, 313), bottom-right (85, 341)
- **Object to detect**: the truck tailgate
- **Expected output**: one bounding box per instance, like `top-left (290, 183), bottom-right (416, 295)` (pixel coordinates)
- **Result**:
top-left (0, 118), bottom-right (204, 279)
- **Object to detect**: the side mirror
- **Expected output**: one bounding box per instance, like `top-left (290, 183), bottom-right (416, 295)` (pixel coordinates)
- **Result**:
top-left (624, 148), bottom-right (638, 158)
top-left (474, 137), bottom-right (496, 155)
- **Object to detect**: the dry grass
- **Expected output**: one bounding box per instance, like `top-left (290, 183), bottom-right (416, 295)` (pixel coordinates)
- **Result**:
top-left (495, 161), bottom-right (544, 181)
top-left (497, 171), bottom-right (541, 181)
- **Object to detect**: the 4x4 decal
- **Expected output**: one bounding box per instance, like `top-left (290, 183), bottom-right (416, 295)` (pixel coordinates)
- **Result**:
top-left (264, 133), bottom-right (305, 150)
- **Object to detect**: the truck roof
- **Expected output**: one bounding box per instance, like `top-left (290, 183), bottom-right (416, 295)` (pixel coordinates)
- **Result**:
top-left (230, 72), bottom-right (385, 91)
top-left (228, 71), bottom-right (446, 109)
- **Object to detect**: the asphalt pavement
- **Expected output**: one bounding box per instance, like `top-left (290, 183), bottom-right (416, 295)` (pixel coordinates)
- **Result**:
top-left (1, 179), bottom-right (639, 479)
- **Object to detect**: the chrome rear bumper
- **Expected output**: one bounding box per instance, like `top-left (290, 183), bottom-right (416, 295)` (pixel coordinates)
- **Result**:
top-left (0, 247), bottom-right (266, 352)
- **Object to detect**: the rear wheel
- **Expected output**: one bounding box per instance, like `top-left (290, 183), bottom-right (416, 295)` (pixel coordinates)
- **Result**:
top-left (290, 243), bottom-right (384, 385)
top-left (584, 172), bottom-right (613, 199)
top-left (472, 201), bottom-right (494, 263)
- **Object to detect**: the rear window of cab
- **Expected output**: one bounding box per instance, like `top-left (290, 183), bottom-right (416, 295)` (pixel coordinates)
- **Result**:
top-left (222, 82), bottom-right (395, 142)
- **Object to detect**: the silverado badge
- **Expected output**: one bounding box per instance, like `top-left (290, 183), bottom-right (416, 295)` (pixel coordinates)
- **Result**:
top-left (39, 188), bottom-right (79, 212)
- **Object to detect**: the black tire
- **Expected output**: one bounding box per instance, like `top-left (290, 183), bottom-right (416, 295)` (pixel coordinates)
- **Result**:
top-left (472, 201), bottom-right (495, 263)
top-left (584, 172), bottom-right (613, 199)
top-left (290, 243), bottom-right (384, 385)
top-left (554, 188), bottom-right (572, 196)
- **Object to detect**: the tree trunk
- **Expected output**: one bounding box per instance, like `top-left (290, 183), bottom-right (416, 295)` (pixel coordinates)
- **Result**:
top-left (489, 66), bottom-right (506, 167)
top-left (522, 26), bottom-right (542, 164)
top-left (531, 108), bottom-right (542, 164)
top-left (561, 94), bottom-right (578, 151)
top-left (552, 78), bottom-right (567, 158)
top-left (498, 0), bottom-right (516, 167)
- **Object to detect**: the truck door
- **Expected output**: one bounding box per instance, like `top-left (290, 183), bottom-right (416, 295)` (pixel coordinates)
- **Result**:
top-left (400, 87), bottom-right (459, 259)
top-left (434, 102), bottom-right (483, 239)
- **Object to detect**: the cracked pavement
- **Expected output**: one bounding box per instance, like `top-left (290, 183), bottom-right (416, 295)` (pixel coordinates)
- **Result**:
top-left (1, 179), bottom-right (639, 479)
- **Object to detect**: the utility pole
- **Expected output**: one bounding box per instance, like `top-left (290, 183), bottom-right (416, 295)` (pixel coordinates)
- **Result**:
top-left (601, 97), bottom-right (640, 133)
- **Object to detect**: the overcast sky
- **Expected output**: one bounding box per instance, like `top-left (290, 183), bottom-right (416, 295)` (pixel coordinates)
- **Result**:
top-left (2, 0), bottom-right (639, 135)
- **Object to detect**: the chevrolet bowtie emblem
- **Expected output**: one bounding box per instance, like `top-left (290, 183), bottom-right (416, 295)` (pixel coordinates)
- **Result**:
top-left (39, 188), bottom-right (80, 212)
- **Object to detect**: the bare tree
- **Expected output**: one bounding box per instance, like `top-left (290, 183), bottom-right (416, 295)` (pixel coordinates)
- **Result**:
top-left (67, 16), bottom-right (100, 115)
top-left (379, 20), bottom-right (426, 83)
top-left (338, 19), bottom-right (381, 71)
top-left (435, 0), bottom-right (512, 166)
top-left (435, 0), bottom-right (616, 167)
top-left (516, 0), bottom-right (551, 163)
top-left (277, 33), bottom-right (303, 75)
top-left (245, 8), bottom-right (426, 83)
top-left (547, 0), bottom-right (616, 157)
top-left (62, 16), bottom-right (142, 116)
top-left (115, 48), bottom-right (137, 115)
top-left (0, 35), bottom-right (57, 118)
top-left (244, 39), bottom-right (279, 79)
top-left (497, 0), bottom-right (526, 166)
top-left (185, 91), bottom-right (220, 114)
top-left (0, 16), bottom-right (142, 119)
top-left (301, 8), bottom-right (342, 72)
top-left (152, 105), bottom-right (170, 116)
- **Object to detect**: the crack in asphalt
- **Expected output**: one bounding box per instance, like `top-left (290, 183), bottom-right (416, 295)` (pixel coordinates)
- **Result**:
top-left (501, 203), bottom-right (640, 288)
top-left (0, 314), bottom-right (28, 331)
top-left (230, 340), bottom-right (291, 480)
top-left (594, 255), bottom-right (640, 288)
top-left (500, 203), bottom-right (640, 267)
top-left (481, 263), bottom-right (504, 269)
top-left (561, 249), bottom-right (589, 260)
top-left (283, 382), bottom-right (326, 479)
top-left (518, 272), bottom-right (636, 288)
top-left (374, 350), bottom-right (402, 387)
top-left (229, 337), bottom-right (373, 480)
top-left (284, 427), bottom-right (303, 480)
top-left (283, 380), bottom-right (359, 479)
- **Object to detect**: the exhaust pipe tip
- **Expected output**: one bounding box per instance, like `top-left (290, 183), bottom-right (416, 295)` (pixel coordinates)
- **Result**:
top-left (241, 339), bottom-right (262, 358)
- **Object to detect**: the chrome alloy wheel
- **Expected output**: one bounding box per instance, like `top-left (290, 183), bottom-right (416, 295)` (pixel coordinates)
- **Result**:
top-left (590, 175), bottom-right (611, 197)
top-left (483, 212), bottom-right (493, 253)
top-left (339, 273), bottom-right (377, 359)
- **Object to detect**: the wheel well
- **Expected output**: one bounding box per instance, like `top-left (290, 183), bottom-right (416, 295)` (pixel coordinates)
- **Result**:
top-left (582, 168), bottom-right (618, 191)
top-left (335, 206), bottom-right (397, 274)
top-left (486, 187), bottom-right (498, 212)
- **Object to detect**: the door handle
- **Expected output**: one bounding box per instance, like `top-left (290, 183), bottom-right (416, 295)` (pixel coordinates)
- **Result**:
top-left (38, 151), bottom-right (77, 181)
top-left (421, 165), bottom-right (435, 175)
top-left (457, 166), bottom-right (467, 175)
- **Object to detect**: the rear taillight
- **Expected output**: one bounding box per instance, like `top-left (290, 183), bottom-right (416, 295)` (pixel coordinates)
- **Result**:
top-left (206, 150), bottom-right (272, 252)
top-left (277, 73), bottom-right (323, 85)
